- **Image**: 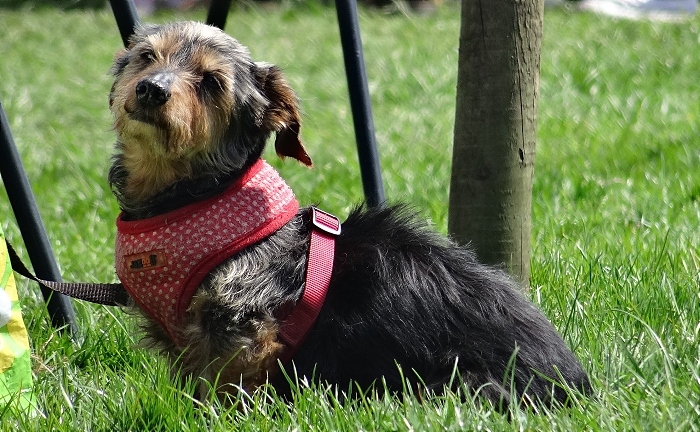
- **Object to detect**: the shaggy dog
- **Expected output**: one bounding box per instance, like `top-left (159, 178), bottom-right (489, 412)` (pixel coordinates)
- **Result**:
top-left (107, 21), bottom-right (591, 407)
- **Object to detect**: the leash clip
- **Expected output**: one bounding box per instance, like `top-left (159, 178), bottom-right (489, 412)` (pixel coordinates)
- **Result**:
top-left (311, 207), bottom-right (341, 236)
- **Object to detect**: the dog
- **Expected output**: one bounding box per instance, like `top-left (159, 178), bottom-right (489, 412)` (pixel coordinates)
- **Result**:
top-left (107, 21), bottom-right (591, 408)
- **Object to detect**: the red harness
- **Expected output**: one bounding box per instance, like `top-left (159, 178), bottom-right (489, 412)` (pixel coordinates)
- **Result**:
top-left (114, 159), bottom-right (339, 356)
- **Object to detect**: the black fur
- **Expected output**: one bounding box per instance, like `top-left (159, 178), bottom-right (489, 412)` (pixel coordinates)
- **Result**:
top-left (276, 205), bottom-right (592, 406)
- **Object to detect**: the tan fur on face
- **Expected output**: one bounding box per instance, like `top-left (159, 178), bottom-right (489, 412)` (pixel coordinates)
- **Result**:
top-left (110, 28), bottom-right (236, 202)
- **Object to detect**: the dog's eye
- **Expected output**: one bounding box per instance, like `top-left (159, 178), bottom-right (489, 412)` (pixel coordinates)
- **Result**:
top-left (140, 50), bottom-right (156, 64)
top-left (200, 72), bottom-right (222, 91)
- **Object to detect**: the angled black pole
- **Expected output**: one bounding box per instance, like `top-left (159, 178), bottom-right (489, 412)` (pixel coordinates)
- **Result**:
top-left (111, 0), bottom-right (231, 36)
top-left (109, 0), bottom-right (140, 46)
top-left (206, 0), bottom-right (233, 30)
top-left (0, 101), bottom-right (78, 335)
top-left (334, 0), bottom-right (385, 208)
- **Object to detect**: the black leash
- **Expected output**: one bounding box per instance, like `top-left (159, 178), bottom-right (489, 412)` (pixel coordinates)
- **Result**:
top-left (5, 239), bottom-right (130, 307)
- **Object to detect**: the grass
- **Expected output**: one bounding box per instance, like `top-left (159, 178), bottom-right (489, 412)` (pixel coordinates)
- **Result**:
top-left (0, 2), bottom-right (699, 430)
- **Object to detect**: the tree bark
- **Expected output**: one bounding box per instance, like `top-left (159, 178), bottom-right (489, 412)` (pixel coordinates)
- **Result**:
top-left (448, 0), bottom-right (544, 285)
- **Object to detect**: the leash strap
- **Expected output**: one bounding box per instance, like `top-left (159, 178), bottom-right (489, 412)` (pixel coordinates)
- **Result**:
top-left (278, 207), bottom-right (340, 360)
top-left (5, 239), bottom-right (129, 306)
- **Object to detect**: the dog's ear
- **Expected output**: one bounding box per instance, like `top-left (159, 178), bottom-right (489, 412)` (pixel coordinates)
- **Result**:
top-left (109, 48), bottom-right (129, 108)
top-left (254, 63), bottom-right (312, 167)
top-left (110, 48), bottom-right (129, 76)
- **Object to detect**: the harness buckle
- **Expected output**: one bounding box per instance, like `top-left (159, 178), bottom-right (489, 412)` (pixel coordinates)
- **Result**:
top-left (311, 207), bottom-right (341, 236)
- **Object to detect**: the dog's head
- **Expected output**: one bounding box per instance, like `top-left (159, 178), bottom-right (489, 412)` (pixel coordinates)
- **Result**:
top-left (108, 21), bottom-right (311, 208)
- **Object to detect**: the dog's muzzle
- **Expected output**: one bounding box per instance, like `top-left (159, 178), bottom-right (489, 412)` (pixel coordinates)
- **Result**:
top-left (135, 72), bottom-right (174, 107)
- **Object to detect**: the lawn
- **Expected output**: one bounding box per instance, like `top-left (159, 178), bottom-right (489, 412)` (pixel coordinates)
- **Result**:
top-left (0, 2), bottom-right (699, 430)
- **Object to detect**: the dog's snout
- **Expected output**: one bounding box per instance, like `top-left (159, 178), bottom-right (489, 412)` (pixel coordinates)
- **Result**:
top-left (135, 73), bottom-right (174, 107)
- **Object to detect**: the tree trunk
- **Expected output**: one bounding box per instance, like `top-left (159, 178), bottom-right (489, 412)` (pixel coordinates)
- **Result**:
top-left (448, 0), bottom-right (544, 285)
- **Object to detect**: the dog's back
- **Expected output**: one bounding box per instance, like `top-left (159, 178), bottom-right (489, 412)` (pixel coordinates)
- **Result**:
top-left (289, 204), bottom-right (591, 406)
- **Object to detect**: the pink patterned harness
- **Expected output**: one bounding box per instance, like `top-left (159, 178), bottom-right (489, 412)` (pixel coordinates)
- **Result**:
top-left (115, 159), bottom-right (299, 342)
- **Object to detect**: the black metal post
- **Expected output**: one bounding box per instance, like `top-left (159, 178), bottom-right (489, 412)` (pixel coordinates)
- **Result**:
top-left (206, 0), bottom-right (233, 30)
top-left (334, 0), bottom-right (385, 208)
top-left (109, 0), bottom-right (140, 46)
top-left (0, 101), bottom-right (78, 335)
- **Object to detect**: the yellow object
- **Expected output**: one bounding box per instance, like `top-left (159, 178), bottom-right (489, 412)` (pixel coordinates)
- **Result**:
top-left (0, 227), bottom-right (34, 408)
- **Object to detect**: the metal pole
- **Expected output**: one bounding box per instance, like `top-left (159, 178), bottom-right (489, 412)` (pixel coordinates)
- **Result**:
top-left (0, 101), bottom-right (77, 335)
top-left (206, 0), bottom-right (233, 30)
top-left (334, 0), bottom-right (385, 208)
top-left (109, 0), bottom-right (140, 46)
top-left (110, 0), bottom-right (232, 35)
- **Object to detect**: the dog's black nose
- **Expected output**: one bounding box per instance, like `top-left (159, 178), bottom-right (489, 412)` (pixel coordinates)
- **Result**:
top-left (135, 73), bottom-right (174, 107)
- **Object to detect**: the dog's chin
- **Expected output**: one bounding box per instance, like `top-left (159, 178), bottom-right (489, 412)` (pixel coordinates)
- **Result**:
top-left (127, 107), bottom-right (167, 129)
top-left (117, 116), bottom-right (169, 154)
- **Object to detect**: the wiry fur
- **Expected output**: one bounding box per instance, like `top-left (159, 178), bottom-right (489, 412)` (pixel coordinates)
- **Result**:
top-left (109, 21), bottom-right (591, 407)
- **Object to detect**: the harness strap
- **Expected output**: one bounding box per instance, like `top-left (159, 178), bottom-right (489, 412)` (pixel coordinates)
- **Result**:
top-left (278, 207), bottom-right (340, 362)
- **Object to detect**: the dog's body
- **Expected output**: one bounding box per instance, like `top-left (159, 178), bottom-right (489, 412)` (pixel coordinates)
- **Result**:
top-left (108, 21), bottom-right (591, 407)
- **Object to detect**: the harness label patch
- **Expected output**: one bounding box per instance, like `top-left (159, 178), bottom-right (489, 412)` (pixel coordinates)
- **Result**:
top-left (126, 250), bottom-right (166, 272)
